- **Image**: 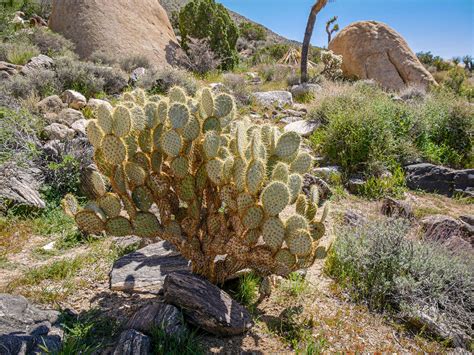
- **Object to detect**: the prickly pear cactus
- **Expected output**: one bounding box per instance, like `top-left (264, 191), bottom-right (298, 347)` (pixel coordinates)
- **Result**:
top-left (63, 87), bottom-right (327, 283)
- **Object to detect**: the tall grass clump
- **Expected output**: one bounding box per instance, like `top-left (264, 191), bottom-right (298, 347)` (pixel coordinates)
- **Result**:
top-left (326, 219), bottom-right (473, 348)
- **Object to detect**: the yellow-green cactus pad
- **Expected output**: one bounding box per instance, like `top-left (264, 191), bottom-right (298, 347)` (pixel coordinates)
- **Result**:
top-left (182, 116), bottom-right (200, 141)
top-left (271, 162), bottom-right (289, 183)
top-left (106, 216), bottom-right (132, 236)
top-left (237, 192), bottom-right (255, 216)
top-left (112, 106), bottom-right (132, 137)
top-left (261, 181), bottom-right (290, 216)
top-left (290, 152), bottom-right (313, 174)
top-left (86, 120), bottom-right (104, 148)
top-left (214, 93), bottom-right (234, 118)
top-left (168, 86), bottom-right (187, 103)
top-left (161, 129), bottom-right (182, 157)
top-left (288, 173), bottom-right (303, 204)
top-left (275, 248), bottom-right (296, 267)
top-left (133, 212), bottom-right (161, 237)
top-left (244, 228), bottom-right (260, 246)
top-left (206, 158), bottom-right (224, 185)
top-left (170, 156), bottom-right (189, 179)
top-left (243, 205), bottom-right (264, 229)
top-left (101, 134), bottom-right (127, 165)
top-left (98, 193), bottom-right (122, 218)
top-left (124, 135), bottom-right (138, 157)
top-left (274, 132), bottom-right (301, 158)
top-left (125, 162), bottom-right (147, 186)
top-left (203, 131), bottom-right (220, 159)
top-left (168, 103), bottom-right (190, 130)
top-left (195, 165), bottom-right (208, 192)
top-left (75, 210), bottom-right (104, 234)
top-left (132, 152), bottom-right (151, 172)
top-left (94, 148), bottom-right (114, 177)
top-left (138, 129), bottom-right (153, 154)
top-left (233, 158), bottom-right (247, 192)
top-left (285, 215), bottom-right (309, 236)
top-left (61, 193), bottom-right (79, 217)
top-left (152, 124), bottom-right (163, 151)
top-left (202, 117), bottom-right (221, 133)
top-left (287, 229), bottom-right (312, 256)
top-left (177, 175), bottom-right (195, 201)
top-left (88, 170), bottom-right (106, 198)
top-left (144, 102), bottom-right (159, 129)
top-left (295, 194), bottom-right (307, 215)
top-left (132, 88), bottom-right (146, 106)
top-left (151, 150), bottom-right (163, 173)
top-left (157, 101), bottom-right (168, 123)
top-left (262, 217), bottom-right (285, 251)
top-left (200, 88), bottom-right (214, 118)
top-left (220, 185), bottom-right (238, 211)
top-left (132, 185), bottom-right (154, 211)
top-left (112, 165), bottom-right (127, 194)
top-left (246, 159), bottom-right (265, 195)
top-left (130, 106), bottom-right (146, 131)
top-left (311, 221), bottom-right (325, 241)
top-left (97, 104), bottom-right (113, 134)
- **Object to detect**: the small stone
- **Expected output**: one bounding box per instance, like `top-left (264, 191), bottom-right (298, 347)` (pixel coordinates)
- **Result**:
top-left (57, 108), bottom-right (84, 126)
top-left (43, 123), bottom-right (75, 141)
top-left (113, 329), bottom-right (151, 355)
top-left (111, 235), bottom-right (144, 250)
top-left (36, 95), bottom-right (65, 115)
top-left (61, 90), bottom-right (87, 110)
top-left (87, 98), bottom-right (113, 111)
top-left (20, 54), bottom-right (54, 75)
top-left (312, 166), bottom-right (342, 181)
top-left (42, 241), bottom-right (56, 251)
top-left (290, 83), bottom-right (321, 98)
top-left (209, 82), bottom-right (225, 93)
top-left (125, 302), bottom-right (186, 336)
top-left (284, 120), bottom-right (319, 137)
top-left (253, 91), bottom-right (293, 107)
top-left (70, 118), bottom-right (88, 136)
top-left (279, 116), bottom-right (301, 124)
top-left (380, 197), bottom-right (414, 220)
top-left (130, 67), bottom-right (147, 84)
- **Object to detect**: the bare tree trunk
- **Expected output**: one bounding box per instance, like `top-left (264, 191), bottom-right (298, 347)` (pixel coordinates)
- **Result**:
top-left (301, 0), bottom-right (329, 83)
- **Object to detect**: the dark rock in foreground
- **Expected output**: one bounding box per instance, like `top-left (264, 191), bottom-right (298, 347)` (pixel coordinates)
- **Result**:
top-left (110, 241), bottom-right (190, 294)
top-left (0, 294), bottom-right (62, 354)
top-left (163, 272), bottom-right (253, 336)
top-left (113, 329), bottom-right (151, 355)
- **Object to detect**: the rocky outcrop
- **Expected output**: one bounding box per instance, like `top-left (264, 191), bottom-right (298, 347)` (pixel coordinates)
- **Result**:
top-left (329, 21), bottom-right (437, 91)
top-left (113, 329), bottom-right (151, 355)
top-left (163, 272), bottom-right (254, 336)
top-left (48, 0), bottom-right (182, 67)
top-left (405, 163), bottom-right (473, 197)
top-left (0, 294), bottom-right (62, 354)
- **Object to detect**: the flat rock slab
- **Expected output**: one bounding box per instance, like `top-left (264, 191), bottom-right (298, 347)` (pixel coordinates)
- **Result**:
top-left (163, 272), bottom-right (253, 336)
top-left (125, 302), bottom-right (185, 336)
top-left (110, 241), bottom-right (190, 294)
top-left (284, 120), bottom-right (319, 137)
top-left (0, 293), bottom-right (62, 354)
top-left (253, 91), bottom-right (293, 107)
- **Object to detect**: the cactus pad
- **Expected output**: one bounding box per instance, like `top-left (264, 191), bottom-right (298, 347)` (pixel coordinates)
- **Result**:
top-left (101, 134), bottom-right (126, 165)
top-left (169, 103), bottom-right (190, 129)
top-left (133, 212), bottom-right (161, 237)
top-left (275, 132), bottom-right (301, 158)
top-left (243, 205), bottom-right (264, 229)
top-left (161, 130), bottom-right (182, 157)
top-left (261, 181), bottom-right (290, 216)
top-left (75, 210), bottom-right (104, 234)
top-left (106, 216), bottom-right (132, 236)
top-left (287, 229), bottom-right (312, 256)
top-left (262, 217), bottom-right (285, 250)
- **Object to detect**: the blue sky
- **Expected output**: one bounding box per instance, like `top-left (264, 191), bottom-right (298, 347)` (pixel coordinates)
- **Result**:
top-left (219, 0), bottom-right (473, 59)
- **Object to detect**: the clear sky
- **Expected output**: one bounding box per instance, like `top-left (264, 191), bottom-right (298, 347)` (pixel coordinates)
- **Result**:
top-left (219, 0), bottom-right (473, 59)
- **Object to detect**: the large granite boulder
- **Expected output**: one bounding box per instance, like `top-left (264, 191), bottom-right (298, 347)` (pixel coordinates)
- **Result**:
top-left (329, 21), bottom-right (437, 91)
top-left (48, 0), bottom-right (182, 67)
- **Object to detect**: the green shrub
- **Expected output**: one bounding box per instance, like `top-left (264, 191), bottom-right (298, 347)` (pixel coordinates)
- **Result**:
top-left (239, 21), bottom-right (267, 41)
top-left (137, 66), bottom-right (198, 96)
top-left (251, 43), bottom-right (290, 65)
top-left (0, 41), bottom-right (40, 65)
top-left (150, 326), bottom-right (204, 355)
top-left (178, 0), bottom-right (239, 70)
top-left (30, 28), bottom-right (75, 57)
top-left (356, 166), bottom-right (406, 200)
top-left (1, 68), bottom-right (58, 98)
top-left (326, 219), bottom-right (473, 347)
top-left (119, 54), bottom-right (151, 73)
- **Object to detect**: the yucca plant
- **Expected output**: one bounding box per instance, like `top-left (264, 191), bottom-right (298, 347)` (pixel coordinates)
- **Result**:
top-left (63, 87), bottom-right (327, 283)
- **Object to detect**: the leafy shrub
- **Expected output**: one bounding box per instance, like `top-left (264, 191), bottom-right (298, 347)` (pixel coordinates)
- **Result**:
top-left (321, 50), bottom-right (343, 81)
top-left (30, 28), bottom-right (75, 57)
top-left (356, 166), bottom-right (406, 200)
top-left (326, 219), bottom-right (473, 347)
top-left (0, 41), bottom-right (40, 65)
top-left (222, 73), bottom-right (251, 106)
top-left (0, 68), bottom-right (58, 98)
top-left (251, 43), bottom-right (290, 65)
top-left (137, 66), bottom-right (197, 96)
top-left (118, 54), bottom-right (151, 73)
top-left (257, 63), bottom-right (296, 83)
top-left (239, 21), bottom-right (267, 41)
top-left (181, 37), bottom-right (221, 75)
top-left (178, 0), bottom-right (239, 70)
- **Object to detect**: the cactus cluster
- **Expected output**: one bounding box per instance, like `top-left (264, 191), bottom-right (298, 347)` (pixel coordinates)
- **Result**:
top-left (63, 87), bottom-right (327, 283)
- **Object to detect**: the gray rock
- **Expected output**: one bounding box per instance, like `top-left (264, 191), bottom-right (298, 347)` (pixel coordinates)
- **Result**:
top-left (20, 54), bottom-right (54, 75)
top-left (420, 215), bottom-right (470, 246)
top-left (36, 95), bottom-right (65, 115)
top-left (0, 293), bottom-right (62, 354)
top-left (281, 109), bottom-right (306, 118)
top-left (113, 329), bottom-right (150, 355)
top-left (43, 123), bottom-right (75, 141)
top-left (380, 197), bottom-right (414, 220)
top-left (0, 162), bottom-right (45, 210)
top-left (57, 108), bottom-right (84, 126)
top-left (253, 91), bottom-right (293, 107)
top-left (312, 166), bottom-right (342, 181)
top-left (0, 61), bottom-right (21, 77)
top-left (302, 174), bottom-right (332, 203)
top-left (279, 116), bottom-right (301, 124)
top-left (284, 120), bottom-right (319, 137)
top-left (125, 302), bottom-right (185, 336)
top-left (163, 272), bottom-right (254, 336)
top-left (347, 176), bottom-right (366, 194)
top-left (209, 82), bottom-right (225, 93)
top-left (70, 118), bottom-right (88, 136)
top-left (130, 67), bottom-right (147, 85)
top-left (405, 163), bottom-right (474, 197)
top-left (292, 103), bottom-right (308, 112)
top-left (110, 241), bottom-right (190, 294)
top-left (60, 90), bottom-right (87, 110)
top-left (343, 209), bottom-right (367, 227)
top-left (111, 235), bottom-right (145, 251)
top-left (87, 98), bottom-right (113, 111)
top-left (290, 83), bottom-right (321, 98)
